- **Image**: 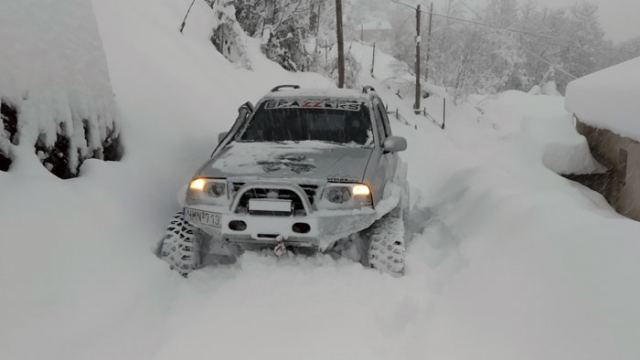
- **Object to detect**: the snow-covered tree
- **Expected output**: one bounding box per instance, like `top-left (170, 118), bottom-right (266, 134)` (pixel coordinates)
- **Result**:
top-left (234, 0), bottom-right (317, 71)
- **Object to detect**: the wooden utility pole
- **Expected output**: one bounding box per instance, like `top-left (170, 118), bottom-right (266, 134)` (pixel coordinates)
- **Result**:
top-left (336, 0), bottom-right (345, 88)
top-left (414, 4), bottom-right (421, 113)
top-left (371, 43), bottom-right (376, 77)
top-left (425, 3), bottom-right (434, 85)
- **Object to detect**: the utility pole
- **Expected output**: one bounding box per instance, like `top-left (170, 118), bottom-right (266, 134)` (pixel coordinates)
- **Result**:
top-left (371, 43), bottom-right (376, 77)
top-left (414, 4), bottom-right (421, 113)
top-left (425, 3), bottom-right (434, 85)
top-left (336, 0), bottom-right (345, 88)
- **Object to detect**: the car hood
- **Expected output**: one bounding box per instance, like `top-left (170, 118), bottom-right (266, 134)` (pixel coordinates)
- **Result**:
top-left (197, 141), bottom-right (373, 182)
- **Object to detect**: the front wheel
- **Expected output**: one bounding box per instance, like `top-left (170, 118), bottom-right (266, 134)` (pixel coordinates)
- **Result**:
top-left (365, 207), bottom-right (406, 276)
top-left (156, 211), bottom-right (202, 276)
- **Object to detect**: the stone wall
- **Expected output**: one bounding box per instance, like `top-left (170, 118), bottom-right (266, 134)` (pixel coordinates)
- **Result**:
top-left (574, 118), bottom-right (640, 220)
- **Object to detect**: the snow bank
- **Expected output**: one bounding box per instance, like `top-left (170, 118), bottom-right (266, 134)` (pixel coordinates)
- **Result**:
top-left (0, 0), bottom-right (120, 177)
top-left (477, 90), bottom-right (601, 175)
top-left (566, 57), bottom-right (640, 141)
top-left (3, 3), bottom-right (640, 360)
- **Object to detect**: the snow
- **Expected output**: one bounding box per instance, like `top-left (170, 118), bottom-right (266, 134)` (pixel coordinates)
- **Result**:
top-left (0, 0), bottom-right (119, 173)
top-left (566, 56), bottom-right (640, 141)
top-left (267, 87), bottom-right (367, 100)
top-left (361, 20), bottom-right (392, 31)
top-left (2, 2), bottom-right (640, 360)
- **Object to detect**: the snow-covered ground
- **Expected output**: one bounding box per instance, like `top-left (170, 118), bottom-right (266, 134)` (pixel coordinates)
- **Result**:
top-left (2, 1), bottom-right (640, 360)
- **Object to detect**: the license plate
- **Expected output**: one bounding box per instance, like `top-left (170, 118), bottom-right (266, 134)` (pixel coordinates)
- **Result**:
top-left (185, 208), bottom-right (221, 228)
top-left (248, 199), bottom-right (292, 213)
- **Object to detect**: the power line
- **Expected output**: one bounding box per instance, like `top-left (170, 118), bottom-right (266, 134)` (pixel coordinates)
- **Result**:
top-left (391, 0), bottom-right (571, 45)
top-left (430, 12), bottom-right (569, 44)
top-left (520, 46), bottom-right (577, 79)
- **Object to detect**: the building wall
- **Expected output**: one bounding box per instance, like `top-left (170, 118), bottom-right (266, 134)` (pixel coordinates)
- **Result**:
top-left (576, 118), bottom-right (640, 220)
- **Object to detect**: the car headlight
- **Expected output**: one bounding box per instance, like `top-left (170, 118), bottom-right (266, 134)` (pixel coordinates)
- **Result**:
top-left (186, 178), bottom-right (229, 205)
top-left (325, 186), bottom-right (352, 204)
top-left (319, 183), bottom-right (372, 209)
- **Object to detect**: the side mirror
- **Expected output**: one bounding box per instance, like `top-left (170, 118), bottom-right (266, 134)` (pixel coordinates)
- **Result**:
top-left (238, 101), bottom-right (254, 120)
top-left (217, 131), bottom-right (228, 144)
top-left (383, 136), bottom-right (407, 153)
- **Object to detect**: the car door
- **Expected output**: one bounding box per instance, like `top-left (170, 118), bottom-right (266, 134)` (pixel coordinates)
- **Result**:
top-left (365, 97), bottom-right (397, 206)
top-left (376, 99), bottom-right (399, 186)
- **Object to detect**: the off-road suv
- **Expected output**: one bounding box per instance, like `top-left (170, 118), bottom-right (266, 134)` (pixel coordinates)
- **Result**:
top-left (157, 85), bottom-right (409, 276)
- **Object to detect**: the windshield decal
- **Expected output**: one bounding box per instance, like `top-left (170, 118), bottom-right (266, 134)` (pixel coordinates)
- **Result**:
top-left (265, 99), bottom-right (361, 112)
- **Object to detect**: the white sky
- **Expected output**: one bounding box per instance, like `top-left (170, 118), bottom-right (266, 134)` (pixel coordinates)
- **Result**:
top-left (535, 0), bottom-right (640, 42)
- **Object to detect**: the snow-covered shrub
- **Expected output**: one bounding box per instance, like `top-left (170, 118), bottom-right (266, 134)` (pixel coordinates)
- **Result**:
top-left (0, 0), bottom-right (121, 178)
top-left (212, 22), bottom-right (249, 66)
top-left (210, 1), bottom-right (251, 68)
top-left (234, 0), bottom-right (318, 72)
top-left (262, 20), bottom-right (312, 72)
top-left (0, 101), bottom-right (17, 171)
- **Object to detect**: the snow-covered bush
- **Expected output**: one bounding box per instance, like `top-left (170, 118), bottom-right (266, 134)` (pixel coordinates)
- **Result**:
top-left (261, 20), bottom-right (312, 72)
top-left (233, 0), bottom-right (326, 72)
top-left (210, 1), bottom-right (251, 68)
top-left (0, 102), bottom-right (17, 171)
top-left (0, 0), bottom-right (121, 178)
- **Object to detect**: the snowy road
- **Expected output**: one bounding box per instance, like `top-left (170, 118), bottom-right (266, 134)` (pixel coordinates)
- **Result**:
top-left (2, 0), bottom-right (640, 359)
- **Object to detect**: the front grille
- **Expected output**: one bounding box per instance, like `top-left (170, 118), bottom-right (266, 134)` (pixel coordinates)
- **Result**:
top-left (233, 183), bottom-right (318, 206)
top-left (233, 184), bottom-right (316, 216)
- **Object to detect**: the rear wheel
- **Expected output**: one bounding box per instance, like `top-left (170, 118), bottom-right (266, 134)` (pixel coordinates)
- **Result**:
top-left (157, 211), bottom-right (202, 277)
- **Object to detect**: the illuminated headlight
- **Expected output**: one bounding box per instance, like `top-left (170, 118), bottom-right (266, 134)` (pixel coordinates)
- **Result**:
top-left (186, 178), bottom-right (229, 205)
top-left (319, 183), bottom-right (372, 209)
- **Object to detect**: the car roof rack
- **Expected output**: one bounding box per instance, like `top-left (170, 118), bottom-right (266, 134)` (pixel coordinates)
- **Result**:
top-left (271, 84), bottom-right (301, 92)
top-left (362, 85), bottom-right (376, 94)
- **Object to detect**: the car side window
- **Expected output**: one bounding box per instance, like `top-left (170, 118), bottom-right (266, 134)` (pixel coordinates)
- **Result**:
top-left (378, 101), bottom-right (392, 136)
top-left (375, 104), bottom-right (388, 144)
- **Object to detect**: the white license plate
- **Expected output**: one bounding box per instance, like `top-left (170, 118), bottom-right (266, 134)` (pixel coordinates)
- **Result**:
top-left (248, 199), bottom-right (292, 213)
top-left (185, 208), bottom-right (221, 228)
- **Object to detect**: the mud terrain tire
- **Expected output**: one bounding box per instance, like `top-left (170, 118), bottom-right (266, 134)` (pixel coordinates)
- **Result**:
top-left (366, 207), bottom-right (406, 276)
top-left (157, 211), bottom-right (202, 276)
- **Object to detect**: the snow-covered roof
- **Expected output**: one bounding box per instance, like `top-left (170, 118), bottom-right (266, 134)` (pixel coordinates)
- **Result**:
top-left (565, 57), bottom-right (640, 141)
top-left (361, 20), bottom-right (392, 31)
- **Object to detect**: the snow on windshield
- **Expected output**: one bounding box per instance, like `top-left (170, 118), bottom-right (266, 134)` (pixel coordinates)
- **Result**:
top-left (237, 99), bottom-right (374, 146)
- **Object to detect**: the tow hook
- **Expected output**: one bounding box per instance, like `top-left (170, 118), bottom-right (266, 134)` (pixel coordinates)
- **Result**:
top-left (274, 235), bottom-right (286, 257)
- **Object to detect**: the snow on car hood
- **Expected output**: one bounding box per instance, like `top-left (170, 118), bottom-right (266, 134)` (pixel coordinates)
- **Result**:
top-left (198, 141), bottom-right (373, 181)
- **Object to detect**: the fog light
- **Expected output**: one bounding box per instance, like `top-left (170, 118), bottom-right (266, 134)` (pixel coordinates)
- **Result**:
top-left (229, 220), bottom-right (247, 231)
top-left (292, 222), bottom-right (311, 234)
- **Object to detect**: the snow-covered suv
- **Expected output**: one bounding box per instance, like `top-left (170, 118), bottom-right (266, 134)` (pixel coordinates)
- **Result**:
top-left (157, 85), bottom-right (409, 276)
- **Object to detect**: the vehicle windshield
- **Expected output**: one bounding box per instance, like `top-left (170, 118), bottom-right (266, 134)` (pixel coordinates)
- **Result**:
top-left (236, 98), bottom-right (374, 146)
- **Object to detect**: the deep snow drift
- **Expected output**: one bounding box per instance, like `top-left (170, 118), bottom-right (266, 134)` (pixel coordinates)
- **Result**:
top-left (1, 1), bottom-right (640, 360)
